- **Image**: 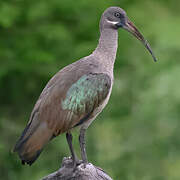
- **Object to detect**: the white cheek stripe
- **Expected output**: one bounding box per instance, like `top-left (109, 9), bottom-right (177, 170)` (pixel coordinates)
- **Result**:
top-left (106, 20), bottom-right (118, 25)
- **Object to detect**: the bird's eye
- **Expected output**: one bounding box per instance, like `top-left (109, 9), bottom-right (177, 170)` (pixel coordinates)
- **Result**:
top-left (114, 12), bottom-right (121, 18)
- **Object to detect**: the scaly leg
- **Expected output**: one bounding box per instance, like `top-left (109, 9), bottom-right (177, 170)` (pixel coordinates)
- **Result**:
top-left (79, 128), bottom-right (88, 164)
top-left (66, 132), bottom-right (79, 168)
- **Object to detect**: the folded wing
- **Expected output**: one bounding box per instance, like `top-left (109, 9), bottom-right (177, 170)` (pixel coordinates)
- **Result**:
top-left (13, 72), bottom-right (111, 165)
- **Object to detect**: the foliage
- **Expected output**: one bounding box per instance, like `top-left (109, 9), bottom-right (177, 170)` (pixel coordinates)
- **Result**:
top-left (1, 0), bottom-right (180, 179)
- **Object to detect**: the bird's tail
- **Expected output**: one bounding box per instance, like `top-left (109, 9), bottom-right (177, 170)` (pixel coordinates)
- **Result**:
top-left (13, 119), bottom-right (54, 165)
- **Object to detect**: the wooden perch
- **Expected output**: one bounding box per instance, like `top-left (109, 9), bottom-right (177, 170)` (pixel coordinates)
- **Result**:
top-left (42, 157), bottom-right (113, 180)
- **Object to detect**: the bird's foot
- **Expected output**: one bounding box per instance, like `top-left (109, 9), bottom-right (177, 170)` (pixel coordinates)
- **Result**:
top-left (64, 157), bottom-right (88, 170)
top-left (70, 156), bottom-right (83, 171)
top-left (61, 157), bottom-right (83, 172)
top-left (73, 159), bottom-right (83, 168)
top-left (81, 160), bottom-right (88, 169)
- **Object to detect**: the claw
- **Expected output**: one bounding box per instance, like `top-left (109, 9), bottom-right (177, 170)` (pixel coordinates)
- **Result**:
top-left (72, 158), bottom-right (83, 171)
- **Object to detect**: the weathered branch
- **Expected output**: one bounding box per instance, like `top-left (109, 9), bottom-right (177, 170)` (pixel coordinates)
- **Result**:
top-left (42, 157), bottom-right (113, 180)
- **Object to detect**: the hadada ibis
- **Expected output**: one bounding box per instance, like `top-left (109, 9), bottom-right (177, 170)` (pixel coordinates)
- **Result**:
top-left (13, 6), bottom-right (157, 167)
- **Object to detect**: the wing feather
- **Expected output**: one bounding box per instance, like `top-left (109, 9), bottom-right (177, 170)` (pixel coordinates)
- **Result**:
top-left (14, 60), bottom-right (111, 165)
top-left (38, 73), bottom-right (111, 135)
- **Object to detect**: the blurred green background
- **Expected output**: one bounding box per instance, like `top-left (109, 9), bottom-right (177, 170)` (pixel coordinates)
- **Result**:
top-left (1, 0), bottom-right (180, 179)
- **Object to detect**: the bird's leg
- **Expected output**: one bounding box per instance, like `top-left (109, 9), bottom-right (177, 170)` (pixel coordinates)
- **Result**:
top-left (66, 132), bottom-right (80, 168)
top-left (79, 128), bottom-right (88, 165)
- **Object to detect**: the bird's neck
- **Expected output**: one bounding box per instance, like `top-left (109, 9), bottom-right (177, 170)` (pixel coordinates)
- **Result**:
top-left (93, 28), bottom-right (118, 66)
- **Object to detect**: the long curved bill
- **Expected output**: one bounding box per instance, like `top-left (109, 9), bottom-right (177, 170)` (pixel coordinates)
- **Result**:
top-left (123, 19), bottom-right (157, 62)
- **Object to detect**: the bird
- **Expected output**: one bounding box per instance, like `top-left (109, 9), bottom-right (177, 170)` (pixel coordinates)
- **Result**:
top-left (13, 6), bottom-right (157, 167)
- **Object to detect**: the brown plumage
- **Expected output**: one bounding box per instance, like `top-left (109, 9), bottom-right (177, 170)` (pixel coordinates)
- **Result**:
top-left (13, 59), bottom-right (111, 165)
top-left (13, 6), bottom-right (156, 166)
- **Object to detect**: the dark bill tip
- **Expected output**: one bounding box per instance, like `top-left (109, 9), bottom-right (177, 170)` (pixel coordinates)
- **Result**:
top-left (144, 40), bottom-right (157, 62)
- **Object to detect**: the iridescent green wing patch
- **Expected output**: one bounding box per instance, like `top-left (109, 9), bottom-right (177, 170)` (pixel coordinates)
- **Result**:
top-left (62, 73), bottom-right (111, 116)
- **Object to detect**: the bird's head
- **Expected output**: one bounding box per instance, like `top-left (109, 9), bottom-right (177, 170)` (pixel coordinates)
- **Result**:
top-left (101, 7), bottom-right (157, 62)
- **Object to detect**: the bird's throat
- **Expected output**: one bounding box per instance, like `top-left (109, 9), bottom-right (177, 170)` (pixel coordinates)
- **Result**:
top-left (93, 28), bottom-right (118, 65)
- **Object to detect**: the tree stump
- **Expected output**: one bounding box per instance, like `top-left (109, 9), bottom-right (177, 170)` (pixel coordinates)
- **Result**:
top-left (42, 157), bottom-right (113, 180)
